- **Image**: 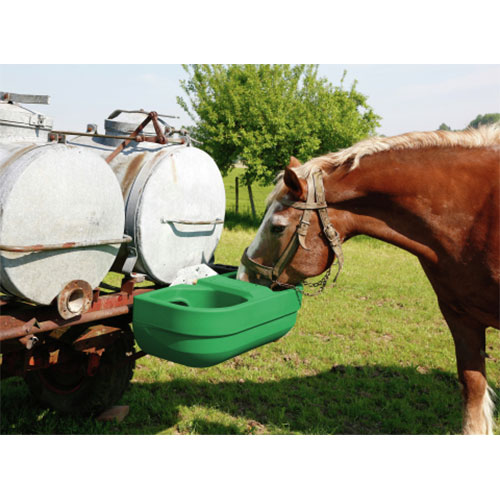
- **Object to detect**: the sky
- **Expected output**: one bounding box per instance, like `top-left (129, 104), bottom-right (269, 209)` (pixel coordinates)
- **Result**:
top-left (1, 64), bottom-right (498, 138)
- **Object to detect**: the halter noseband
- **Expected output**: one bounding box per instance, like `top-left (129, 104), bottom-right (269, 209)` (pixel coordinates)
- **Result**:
top-left (241, 169), bottom-right (344, 289)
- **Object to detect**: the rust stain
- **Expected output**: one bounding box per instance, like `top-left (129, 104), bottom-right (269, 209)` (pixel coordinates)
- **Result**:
top-left (171, 156), bottom-right (177, 184)
top-left (121, 153), bottom-right (145, 197)
top-left (0, 144), bottom-right (39, 173)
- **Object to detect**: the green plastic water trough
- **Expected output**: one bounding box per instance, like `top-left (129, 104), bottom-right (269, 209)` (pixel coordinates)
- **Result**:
top-left (132, 272), bottom-right (302, 367)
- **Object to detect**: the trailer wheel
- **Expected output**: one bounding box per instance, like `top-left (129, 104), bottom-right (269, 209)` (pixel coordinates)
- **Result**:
top-left (24, 325), bottom-right (135, 416)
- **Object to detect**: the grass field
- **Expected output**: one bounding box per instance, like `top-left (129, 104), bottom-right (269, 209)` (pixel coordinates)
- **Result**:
top-left (1, 173), bottom-right (499, 435)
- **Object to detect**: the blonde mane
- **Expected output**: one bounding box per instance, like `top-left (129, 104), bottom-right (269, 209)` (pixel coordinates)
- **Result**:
top-left (267, 125), bottom-right (500, 206)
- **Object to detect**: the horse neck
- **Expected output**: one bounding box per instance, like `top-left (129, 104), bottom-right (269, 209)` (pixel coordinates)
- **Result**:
top-left (322, 147), bottom-right (495, 265)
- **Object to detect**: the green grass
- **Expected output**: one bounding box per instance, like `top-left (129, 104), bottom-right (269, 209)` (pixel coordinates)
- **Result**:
top-left (2, 231), bottom-right (499, 435)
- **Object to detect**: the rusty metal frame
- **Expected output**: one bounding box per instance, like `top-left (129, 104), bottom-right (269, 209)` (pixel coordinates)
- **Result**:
top-left (48, 111), bottom-right (189, 163)
top-left (105, 111), bottom-right (167, 163)
top-left (49, 131), bottom-right (187, 146)
top-left (0, 235), bottom-right (132, 253)
top-left (0, 276), bottom-right (153, 379)
top-left (0, 277), bottom-right (155, 343)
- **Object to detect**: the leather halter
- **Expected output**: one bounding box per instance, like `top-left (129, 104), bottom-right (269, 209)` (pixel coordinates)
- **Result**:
top-left (241, 169), bottom-right (344, 286)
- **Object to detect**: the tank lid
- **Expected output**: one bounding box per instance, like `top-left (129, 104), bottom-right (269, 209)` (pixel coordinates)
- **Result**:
top-left (0, 101), bottom-right (53, 130)
top-left (104, 110), bottom-right (157, 136)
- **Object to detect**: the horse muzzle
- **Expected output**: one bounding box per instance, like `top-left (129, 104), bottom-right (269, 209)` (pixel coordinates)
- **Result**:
top-left (239, 248), bottom-right (276, 285)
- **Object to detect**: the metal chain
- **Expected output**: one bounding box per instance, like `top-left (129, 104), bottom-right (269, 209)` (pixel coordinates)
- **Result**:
top-left (301, 266), bottom-right (332, 296)
top-left (272, 262), bottom-right (339, 297)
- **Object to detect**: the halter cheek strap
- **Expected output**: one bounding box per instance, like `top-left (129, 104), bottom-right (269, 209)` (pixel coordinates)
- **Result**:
top-left (241, 169), bottom-right (344, 287)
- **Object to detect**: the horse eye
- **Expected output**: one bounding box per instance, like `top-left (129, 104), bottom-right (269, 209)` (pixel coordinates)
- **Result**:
top-left (271, 225), bottom-right (286, 235)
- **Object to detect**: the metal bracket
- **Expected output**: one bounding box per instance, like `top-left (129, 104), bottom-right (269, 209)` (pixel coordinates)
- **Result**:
top-left (122, 242), bottom-right (138, 275)
top-left (0, 92), bottom-right (50, 104)
top-left (29, 114), bottom-right (47, 127)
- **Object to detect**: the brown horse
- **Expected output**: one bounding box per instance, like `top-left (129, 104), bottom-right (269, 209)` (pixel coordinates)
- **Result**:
top-left (238, 127), bottom-right (500, 434)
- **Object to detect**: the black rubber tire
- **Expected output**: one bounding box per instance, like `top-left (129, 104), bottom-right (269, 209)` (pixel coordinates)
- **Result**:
top-left (24, 326), bottom-right (135, 416)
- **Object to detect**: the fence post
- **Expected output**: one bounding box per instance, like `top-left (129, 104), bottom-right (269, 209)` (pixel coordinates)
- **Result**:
top-left (235, 176), bottom-right (239, 214)
top-left (247, 183), bottom-right (256, 219)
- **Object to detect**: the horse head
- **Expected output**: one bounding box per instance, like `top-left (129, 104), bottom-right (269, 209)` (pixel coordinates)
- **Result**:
top-left (237, 157), bottom-right (343, 289)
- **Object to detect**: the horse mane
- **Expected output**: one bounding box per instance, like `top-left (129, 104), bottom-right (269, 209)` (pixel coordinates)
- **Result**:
top-left (267, 125), bottom-right (500, 206)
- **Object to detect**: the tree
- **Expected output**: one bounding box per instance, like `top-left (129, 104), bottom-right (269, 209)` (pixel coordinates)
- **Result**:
top-left (468, 113), bottom-right (500, 128)
top-left (438, 123), bottom-right (451, 131)
top-left (177, 65), bottom-right (380, 186)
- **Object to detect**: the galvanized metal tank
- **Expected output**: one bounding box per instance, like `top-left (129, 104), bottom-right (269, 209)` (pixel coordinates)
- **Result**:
top-left (0, 99), bottom-right (126, 314)
top-left (70, 111), bottom-right (226, 284)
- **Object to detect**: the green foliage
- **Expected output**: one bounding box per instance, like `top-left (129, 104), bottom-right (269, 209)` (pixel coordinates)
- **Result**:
top-left (468, 113), bottom-right (500, 128)
top-left (177, 65), bottom-right (380, 185)
top-left (438, 123), bottom-right (451, 131)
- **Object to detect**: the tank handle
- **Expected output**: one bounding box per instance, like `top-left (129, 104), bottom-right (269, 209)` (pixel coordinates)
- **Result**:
top-left (160, 218), bottom-right (224, 225)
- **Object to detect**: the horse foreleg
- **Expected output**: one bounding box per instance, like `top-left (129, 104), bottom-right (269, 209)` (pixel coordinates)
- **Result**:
top-left (438, 300), bottom-right (495, 435)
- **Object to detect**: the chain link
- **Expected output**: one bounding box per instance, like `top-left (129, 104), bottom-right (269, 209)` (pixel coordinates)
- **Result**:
top-left (272, 262), bottom-right (340, 297)
top-left (301, 266), bottom-right (332, 296)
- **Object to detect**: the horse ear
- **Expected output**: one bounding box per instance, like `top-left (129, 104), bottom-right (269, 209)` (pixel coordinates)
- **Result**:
top-left (284, 163), bottom-right (307, 200)
top-left (288, 156), bottom-right (302, 168)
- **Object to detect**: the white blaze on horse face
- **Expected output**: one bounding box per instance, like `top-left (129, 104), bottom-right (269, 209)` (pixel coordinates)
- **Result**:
top-left (237, 200), bottom-right (287, 281)
top-left (271, 214), bottom-right (289, 227)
